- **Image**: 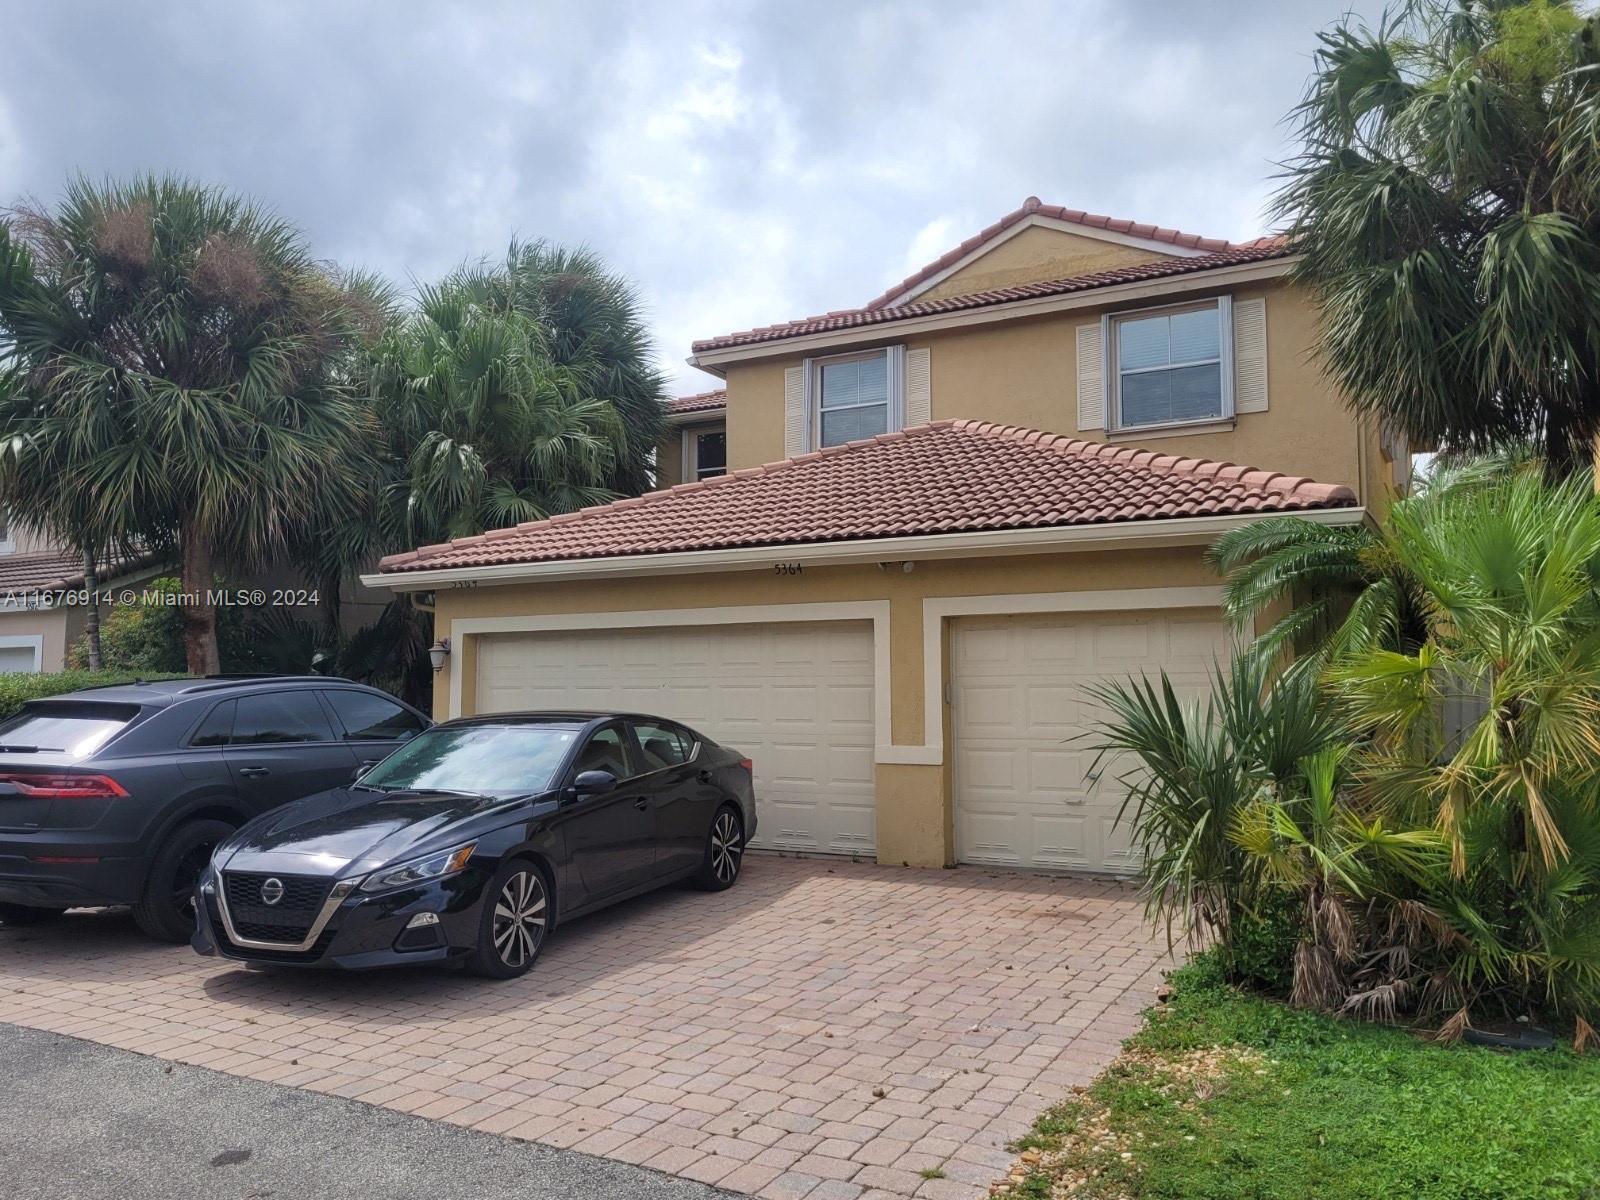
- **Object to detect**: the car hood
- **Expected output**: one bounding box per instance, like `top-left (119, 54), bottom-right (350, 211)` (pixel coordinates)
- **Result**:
top-left (216, 787), bottom-right (518, 878)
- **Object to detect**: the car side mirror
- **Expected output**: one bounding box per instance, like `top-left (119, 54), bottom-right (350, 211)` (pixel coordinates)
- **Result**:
top-left (570, 769), bottom-right (617, 795)
top-left (351, 765), bottom-right (368, 784)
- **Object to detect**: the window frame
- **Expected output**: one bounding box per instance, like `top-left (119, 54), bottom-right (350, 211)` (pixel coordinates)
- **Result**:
top-left (566, 720), bottom-right (641, 785)
top-left (1105, 296), bottom-right (1234, 434)
top-left (682, 423), bottom-right (728, 482)
top-left (216, 689), bottom-right (340, 748)
top-left (807, 345), bottom-right (905, 451)
top-left (628, 719), bottom-right (701, 776)
top-left (323, 687), bottom-right (428, 743)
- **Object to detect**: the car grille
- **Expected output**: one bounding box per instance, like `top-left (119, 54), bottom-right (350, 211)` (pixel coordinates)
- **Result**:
top-left (221, 871), bottom-right (331, 944)
top-left (207, 896), bottom-right (337, 962)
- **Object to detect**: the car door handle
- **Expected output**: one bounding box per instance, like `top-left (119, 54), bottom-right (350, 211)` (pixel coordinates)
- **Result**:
top-left (632, 797), bottom-right (649, 811)
top-left (697, 769), bottom-right (713, 784)
top-left (237, 767), bottom-right (269, 778)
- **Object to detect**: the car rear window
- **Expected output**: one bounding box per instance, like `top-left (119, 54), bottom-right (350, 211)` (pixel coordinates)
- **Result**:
top-left (0, 702), bottom-right (140, 758)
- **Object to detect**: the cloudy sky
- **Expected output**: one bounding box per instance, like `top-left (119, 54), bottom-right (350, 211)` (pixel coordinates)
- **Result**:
top-left (1, 1), bottom-right (1369, 393)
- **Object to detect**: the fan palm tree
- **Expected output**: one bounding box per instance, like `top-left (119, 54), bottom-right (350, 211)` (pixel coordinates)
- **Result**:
top-left (1279, 0), bottom-right (1600, 471)
top-left (1207, 458), bottom-right (1518, 670)
top-left (0, 176), bottom-right (377, 674)
top-left (457, 241), bottom-right (667, 498)
top-left (370, 276), bottom-right (620, 546)
top-left (1326, 467), bottom-right (1600, 1018)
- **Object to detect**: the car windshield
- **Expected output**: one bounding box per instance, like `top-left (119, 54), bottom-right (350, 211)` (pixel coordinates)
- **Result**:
top-left (358, 724), bottom-right (577, 797)
top-left (0, 702), bottom-right (139, 757)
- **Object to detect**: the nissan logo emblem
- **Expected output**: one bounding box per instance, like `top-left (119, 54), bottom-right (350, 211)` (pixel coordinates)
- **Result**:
top-left (259, 878), bottom-right (285, 906)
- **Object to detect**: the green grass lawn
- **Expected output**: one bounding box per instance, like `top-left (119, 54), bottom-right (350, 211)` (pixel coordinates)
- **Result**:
top-left (1006, 957), bottom-right (1600, 1200)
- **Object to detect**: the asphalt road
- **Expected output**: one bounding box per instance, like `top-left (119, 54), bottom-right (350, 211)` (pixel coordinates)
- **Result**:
top-left (0, 1022), bottom-right (736, 1200)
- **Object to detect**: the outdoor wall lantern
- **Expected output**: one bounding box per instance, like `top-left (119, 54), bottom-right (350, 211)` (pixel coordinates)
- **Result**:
top-left (428, 638), bottom-right (451, 673)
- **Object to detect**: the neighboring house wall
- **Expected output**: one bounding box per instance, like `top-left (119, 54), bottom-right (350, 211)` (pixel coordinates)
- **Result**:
top-left (0, 610), bottom-right (62, 673)
top-left (721, 278), bottom-right (1399, 512)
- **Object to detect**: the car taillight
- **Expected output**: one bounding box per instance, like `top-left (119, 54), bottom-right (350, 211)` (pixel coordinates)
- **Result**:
top-left (739, 758), bottom-right (754, 773)
top-left (0, 772), bottom-right (128, 799)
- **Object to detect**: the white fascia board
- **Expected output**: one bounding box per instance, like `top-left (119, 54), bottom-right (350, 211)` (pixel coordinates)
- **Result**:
top-left (361, 506), bottom-right (1365, 592)
top-left (687, 257), bottom-right (1296, 371)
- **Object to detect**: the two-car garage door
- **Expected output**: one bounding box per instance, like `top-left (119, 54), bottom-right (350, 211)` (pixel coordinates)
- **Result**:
top-left (475, 622), bottom-right (877, 856)
top-left (471, 607), bottom-right (1228, 874)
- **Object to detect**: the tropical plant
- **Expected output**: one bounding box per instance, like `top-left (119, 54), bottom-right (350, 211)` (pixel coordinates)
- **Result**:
top-left (368, 243), bottom-right (667, 550)
top-left (0, 175), bottom-right (382, 673)
top-left (1209, 455), bottom-right (1522, 670)
top-left (1084, 653), bottom-right (1346, 973)
top-left (1280, 0), bottom-right (1600, 470)
top-left (1328, 467), bottom-right (1600, 1020)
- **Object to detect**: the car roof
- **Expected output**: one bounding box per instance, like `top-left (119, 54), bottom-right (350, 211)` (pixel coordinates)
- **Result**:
top-left (35, 675), bottom-right (373, 709)
top-left (442, 710), bottom-right (682, 729)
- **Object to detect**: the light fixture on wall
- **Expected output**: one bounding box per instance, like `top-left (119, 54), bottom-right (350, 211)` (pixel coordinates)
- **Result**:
top-left (427, 638), bottom-right (451, 673)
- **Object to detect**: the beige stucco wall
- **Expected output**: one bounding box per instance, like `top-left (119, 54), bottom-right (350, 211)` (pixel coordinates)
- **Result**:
top-left (917, 225), bottom-right (1166, 302)
top-left (719, 277), bottom-right (1402, 516)
top-left (0, 609), bottom-right (70, 673)
top-left (430, 543), bottom-right (1224, 868)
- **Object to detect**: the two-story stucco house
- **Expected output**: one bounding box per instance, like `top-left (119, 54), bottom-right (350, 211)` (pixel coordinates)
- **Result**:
top-left (364, 198), bottom-right (1406, 873)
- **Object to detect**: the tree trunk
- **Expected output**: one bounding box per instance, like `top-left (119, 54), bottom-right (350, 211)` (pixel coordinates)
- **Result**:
top-left (82, 549), bottom-right (103, 672)
top-left (179, 522), bottom-right (221, 676)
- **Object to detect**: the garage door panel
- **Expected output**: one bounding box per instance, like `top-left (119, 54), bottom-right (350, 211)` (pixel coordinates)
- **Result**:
top-left (475, 621), bottom-right (875, 855)
top-left (955, 610), bottom-right (1229, 873)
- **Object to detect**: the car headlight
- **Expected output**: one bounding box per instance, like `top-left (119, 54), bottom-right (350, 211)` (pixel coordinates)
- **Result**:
top-left (358, 843), bottom-right (477, 894)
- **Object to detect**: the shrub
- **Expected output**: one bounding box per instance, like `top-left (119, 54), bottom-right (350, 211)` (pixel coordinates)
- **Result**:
top-left (0, 670), bottom-right (188, 721)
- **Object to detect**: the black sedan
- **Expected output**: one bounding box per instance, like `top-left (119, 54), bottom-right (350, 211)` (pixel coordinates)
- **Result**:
top-left (192, 712), bottom-right (756, 978)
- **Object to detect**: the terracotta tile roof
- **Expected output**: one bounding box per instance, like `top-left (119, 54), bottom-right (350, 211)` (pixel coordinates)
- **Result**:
top-left (864, 196), bottom-right (1280, 311)
top-left (378, 419), bottom-right (1355, 574)
top-left (666, 389), bottom-right (726, 414)
top-left (0, 548), bottom-right (153, 593)
top-left (691, 243), bottom-right (1291, 355)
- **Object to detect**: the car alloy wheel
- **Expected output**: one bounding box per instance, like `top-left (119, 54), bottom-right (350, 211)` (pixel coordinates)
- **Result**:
top-left (492, 869), bottom-right (547, 969)
top-left (711, 810), bottom-right (743, 885)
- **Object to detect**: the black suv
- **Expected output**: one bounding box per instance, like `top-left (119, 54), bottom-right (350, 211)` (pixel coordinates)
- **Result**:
top-left (0, 676), bottom-right (430, 941)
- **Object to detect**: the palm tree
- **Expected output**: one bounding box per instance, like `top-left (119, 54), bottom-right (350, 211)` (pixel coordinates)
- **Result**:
top-left (458, 241), bottom-right (667, 498)
top-left (370, 247), bottom-right (666, 549)
top-left (0, 176), bottom-right (377, 674)
top-left (1279, 0), bottom-right (1600, 471)
top-left (1206, 458), bottom-right (1517, 670)
top-left (1327, 466), bottom-right (1600, 1018)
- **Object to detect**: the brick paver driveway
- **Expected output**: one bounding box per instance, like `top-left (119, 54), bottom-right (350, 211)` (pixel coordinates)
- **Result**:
top-left (0, 856), bottom-right (1170, 1199)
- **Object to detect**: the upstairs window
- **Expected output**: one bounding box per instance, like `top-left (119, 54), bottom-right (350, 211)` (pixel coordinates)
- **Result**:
top-left (1110, 298), bottom-right (1232, 431)
top-left (690, 428), bottom-right (726, 480)
top-left (814, 348), bottom-right (902, 448)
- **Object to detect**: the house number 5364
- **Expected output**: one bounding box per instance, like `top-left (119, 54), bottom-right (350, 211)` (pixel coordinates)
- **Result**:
top-left (773, 562), bottom-right (803, 576)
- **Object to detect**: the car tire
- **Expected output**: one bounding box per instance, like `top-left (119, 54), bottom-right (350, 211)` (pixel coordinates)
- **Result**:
top-left (692, 804), bottom-right (745, 892)
top-left (0, 903), bottom-right (66, 926)
top-left (465, 859), bottom-right (551, 980)
top-left (132, 819), bottom-right (235, 943)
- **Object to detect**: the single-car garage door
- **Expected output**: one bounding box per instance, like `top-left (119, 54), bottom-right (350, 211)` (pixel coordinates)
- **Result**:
top-left (952, 610), bottom-right (1230, 873)
top-left (475, 621), bottom-right (876, 855)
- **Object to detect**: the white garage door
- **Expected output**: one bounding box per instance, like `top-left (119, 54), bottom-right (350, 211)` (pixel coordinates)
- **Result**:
top-left (952, 610), bottom-right (1230, 873)
top-left (475, 621), bottom-right (876, 855)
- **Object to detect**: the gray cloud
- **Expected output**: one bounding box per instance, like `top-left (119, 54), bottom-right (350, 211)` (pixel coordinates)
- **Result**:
top-left (0, 0), bottom-right (1367, 392)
